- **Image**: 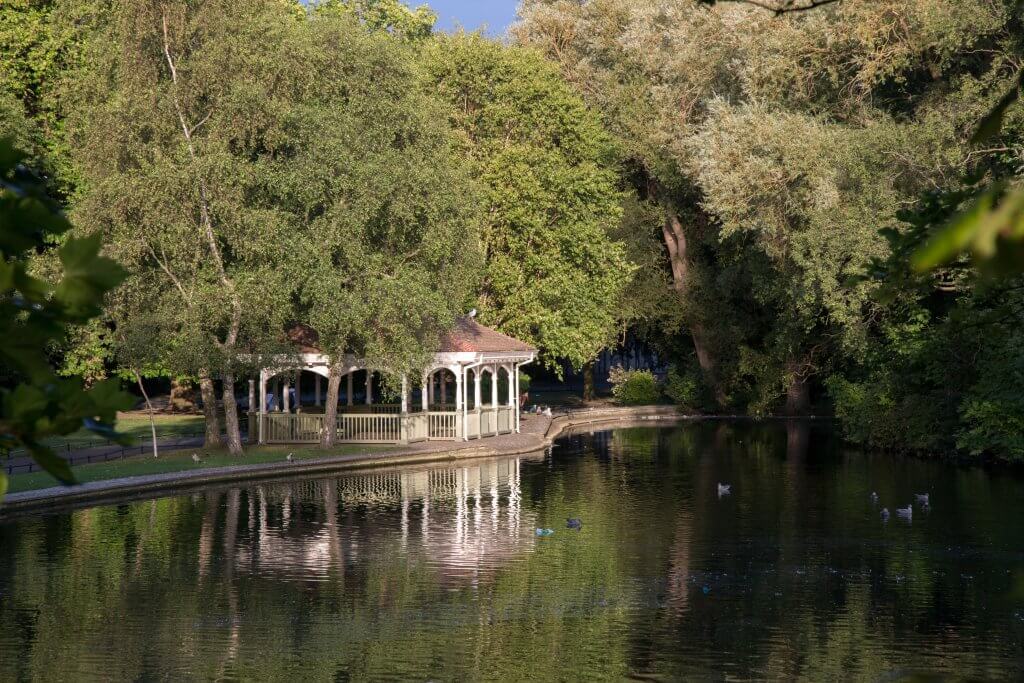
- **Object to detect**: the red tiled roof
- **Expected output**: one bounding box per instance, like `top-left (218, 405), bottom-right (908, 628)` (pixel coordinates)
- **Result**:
top-left (287, 323), bottom-right (322, 353)
top-left (438, 317), bottom-right (536, 353)
top-left (288, 317), bottom-right (535, 355)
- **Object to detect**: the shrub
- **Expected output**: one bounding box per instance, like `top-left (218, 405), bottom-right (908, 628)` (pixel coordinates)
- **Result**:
top-left (609, 366), bottom-right (662, 406)
top-left (664, 366), bottom-right (701, 411)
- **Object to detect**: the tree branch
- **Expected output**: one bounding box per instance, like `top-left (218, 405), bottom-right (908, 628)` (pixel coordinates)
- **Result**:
top-left (161, 12), bottom-right (242, 351)
top-left (708, 0), bottom-right (841, 15)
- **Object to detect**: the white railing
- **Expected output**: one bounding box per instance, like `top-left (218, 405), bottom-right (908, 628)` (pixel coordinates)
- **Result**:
top-left (497, 406), bottom-right (513, 434)
top-left (428, 412), bottom-right (458, 440)
top-left (260, 407), bottom-right (513, 445)
top-left (342, 404), bottom-right (402, 415)
top-left (466, 410), bottom-right (481, 440)
top-left (265, 414), bottom-right (328, 444)
top-left (406, 413), bottom-right (429, 443)
top-left (337, 414), bottom-right (401, 443)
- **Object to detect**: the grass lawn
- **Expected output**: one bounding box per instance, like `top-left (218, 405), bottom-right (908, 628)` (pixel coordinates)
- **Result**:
top-left (36, 412), bottom-right (209, 450)
top-left (5, 444), bottom-right (390, 495)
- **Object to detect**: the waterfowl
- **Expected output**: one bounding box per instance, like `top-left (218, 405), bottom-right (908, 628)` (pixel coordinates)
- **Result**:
top-left (567, 518), bottom-right (583, 530)
top-left (718, 483), bottom-right (731, 496)
top-left (881, 508), bottom-right (890, 521)
top-left (915, 493), bottom-right (930, 506)
top-left (896, 505), bottom-right (913, 519)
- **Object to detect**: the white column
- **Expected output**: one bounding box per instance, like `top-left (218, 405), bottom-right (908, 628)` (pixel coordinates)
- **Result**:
top-left (507, 364), bottom-right (515, 408)
top-left (315, 374), bottom-right (321, 407)
top-left (283, 378), bottom-right (291, 413)
top-left (248, 379), bottom-right (256, 414)
top-left (473, 369), bottom-right (482, 411)
top-left (491, 366), bottom-right (499, 407)
top-left (422, 373), bottom-right (430, 412)
top-left (514, 363), bottom-right (521, 433)
top-left (365, 371), bottom-right (373, 406)
top-left (401, 374), bottom-right (408, 414)
top-left (259, 370), bottom-right (267, 445)
top-left (455, 366), bottom-right (466, 441)
top-left (347, 372), bottom-right (354, 407)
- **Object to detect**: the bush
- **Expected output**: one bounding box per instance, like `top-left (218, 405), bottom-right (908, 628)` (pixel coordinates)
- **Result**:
top-left (609, 366), bottom-right (662, 406)
top-left (664, 366), bottom-right (702, 410)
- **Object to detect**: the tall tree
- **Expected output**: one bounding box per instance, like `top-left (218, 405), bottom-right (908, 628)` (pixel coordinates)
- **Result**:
top-left (516, 0), bottom-right (1015, 413)
top-left (282, 14), bottom-right (482, 447)
top-left (66, 0), bottom-right (306, 453)
top-left (424, 34), bottom-right (633, 376)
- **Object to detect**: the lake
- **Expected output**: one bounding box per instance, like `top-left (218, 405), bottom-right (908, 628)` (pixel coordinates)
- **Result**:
top-left (2, 421), bottom-right (1023, 680)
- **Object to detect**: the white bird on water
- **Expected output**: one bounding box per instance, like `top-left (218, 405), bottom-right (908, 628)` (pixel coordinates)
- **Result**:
top-left (718, 483), bottom-right (731, 497)
top-left (896, 505), bottom-right (913, 520)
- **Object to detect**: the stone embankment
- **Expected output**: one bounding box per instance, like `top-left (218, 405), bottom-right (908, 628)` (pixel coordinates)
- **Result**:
top-left (0, 405), bottom-right (684, 516)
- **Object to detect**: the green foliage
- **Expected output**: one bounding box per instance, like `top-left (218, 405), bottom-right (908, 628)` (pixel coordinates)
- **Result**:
top-left (912, 70), bottom-right (1024, 277)
top-left (424, 35), bottom-right (633, 375)
top-left (0, 139), bottom-right (134, 491)
top-left (608, 366), bottom-right (662, 406)
top-left (291, 15), bottom-right (482, 375)
top-left (517, 0), bottom-right (1024, 441)
top-left (313, 0), bottom-right (436, 40)
top-left (663, 366), bottom-right (703, 411)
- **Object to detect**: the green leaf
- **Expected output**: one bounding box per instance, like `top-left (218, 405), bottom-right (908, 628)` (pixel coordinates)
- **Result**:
top-left (912, 191), bottom-right (995, 272)
top-left (0, 470), bottom-right (7, 500)
top-left (24, 440), bottom-right (76, 486)
top-left (971, 73), bottom-right (1023, 145)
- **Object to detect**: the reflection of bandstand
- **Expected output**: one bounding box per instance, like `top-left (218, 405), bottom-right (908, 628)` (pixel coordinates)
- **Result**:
top-left (250, 316), bottom-right (537, 446)
top-left (239, 455), bottom-right (541, 581)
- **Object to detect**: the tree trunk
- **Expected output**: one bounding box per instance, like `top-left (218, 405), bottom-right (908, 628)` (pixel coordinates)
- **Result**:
top-left (199, 372), bottom-right (222, 449)
top-left (582, 360), bottom-right (596, 403)
top-left (321, 364), bottom-right (342, 449)
top-left (169, 378), bottom-right (197, 413)
top-left (221, 369), bottom-right (243, 455)
top-left (784, 360), bottom-right (812, 416)
top-left (661, 206), bottom-right (727, 409)
top-left (134, 370), bottom-right (159, 458)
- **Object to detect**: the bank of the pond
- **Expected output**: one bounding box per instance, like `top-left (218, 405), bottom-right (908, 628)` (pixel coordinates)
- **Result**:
top-left (0, 405), bottom-right (685, 515)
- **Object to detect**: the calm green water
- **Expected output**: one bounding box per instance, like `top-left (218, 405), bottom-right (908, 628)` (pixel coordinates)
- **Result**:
top-left (2, 421), bottom-right (1024, 681)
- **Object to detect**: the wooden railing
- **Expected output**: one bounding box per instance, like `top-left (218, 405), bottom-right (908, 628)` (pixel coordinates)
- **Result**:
top-left (428, 412), bottom-right (459, 440)
top-left (341, 404), bottom-right (402, 415)
top-left (406, 413), bottom-right (429, 443)
top-left (260, 406), bottom-right (516, 445)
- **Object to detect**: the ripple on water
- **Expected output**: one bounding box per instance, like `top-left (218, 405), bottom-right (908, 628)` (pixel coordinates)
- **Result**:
top-left (1, 422), bottom-right (1023, 680)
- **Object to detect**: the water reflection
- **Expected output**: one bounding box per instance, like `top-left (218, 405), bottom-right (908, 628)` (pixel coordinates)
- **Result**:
top-left (226, 457), bottom-right (539, 585)
top-left (2, 423), bottom-right (1024, 681)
